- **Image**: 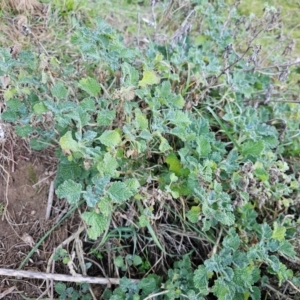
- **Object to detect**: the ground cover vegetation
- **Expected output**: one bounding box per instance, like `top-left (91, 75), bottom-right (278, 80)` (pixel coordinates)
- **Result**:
top-left (0, 0), bottom-right (300, 299)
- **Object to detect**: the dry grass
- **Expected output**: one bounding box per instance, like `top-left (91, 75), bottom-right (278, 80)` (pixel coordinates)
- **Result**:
top-left (0, 0), bottom-right (42, 13)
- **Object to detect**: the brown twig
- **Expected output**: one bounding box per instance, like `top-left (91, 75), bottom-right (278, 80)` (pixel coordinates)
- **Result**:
top-left (256, 57), bottom-right (300, 70)
top-left (264, 283), bottom-right (294, 300)
top-left (0, 268), bottom-right (139, 285)
top-left (0, 286), bottom-right (15, 299)
top-left (45, 181), bottom-right (54, 220)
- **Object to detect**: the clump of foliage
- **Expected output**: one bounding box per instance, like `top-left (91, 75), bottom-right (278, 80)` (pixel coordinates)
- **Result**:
top-left (1, 0), bottom-right (300, 299)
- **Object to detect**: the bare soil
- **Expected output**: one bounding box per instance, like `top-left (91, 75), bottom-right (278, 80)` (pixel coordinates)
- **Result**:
top-left (0, 144), bottom-right (73, 299)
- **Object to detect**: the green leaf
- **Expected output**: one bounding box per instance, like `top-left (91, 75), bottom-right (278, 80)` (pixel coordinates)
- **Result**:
top-left (97, 110), bottom-right (116, 126)
top-left (78, 77), bottom-right (101, 96)
top-left (122, 62), bottom-right (139, 86)
top-left (166, 152), bottom-right (182, 176)
top-left (196, 136), bottom-right (211, 157)
top-left (241, 140), bottom-right (264, 157)
top-left (107, 182), bottom-right (132, 203)
top-left (139, 70), bottom-right (160, 87)
top-left (261, 223), bottom-right (273, 239)
top-left (56, 159), bottom-right (82, 181)
top-left (6, 98), bottom-right (22, 111)
top-left (114, 256), bottom-right (125, 268)
top-left (212, 278), bottom-right (232, 300)
top-left (29, 138), bottom-right (50, 150)
top-left (159, 137), bottom-right (172, 152)
top-left (51, 82), bottom-right (68, 99)
top-left (278, 240), bottom-right (296, 258)
top-left (222, 228), bottom-right (240, 250)
top-left (135, 108), bottom-right (148, 130)
top-left (254, 167), bottom-right (269, 182)
top-left (79, 98), bottom-right (95, 111)
top-left (139, 129), bottom-right (152, 140)
top-left (167, 110), bottom-right (191, 127)
top-left (193, 265), bottom-right (210, 295)
top-left (33, 102), bottom-right (48, 114)
top-left (219, 211), bottom-right (235, 226)
top-left (251, 286), bottom-right (261, 300)
top-left (138, 277), bottom-right (160, 298)
top-left (169, 94), bottom-right (185, 109)
top-left (1, 110), bottom-right (18, 122)
top-left (56, 179), bottom-right (82, 204)
top-left (232, 251), bottom-right (248, 268)
top-left (187, 206), bottom-right (200, 223)
top-left (99, 130), bottom-right (121, 147)
top-left (125, 178), bottom-right (140, 194)
top-left (83, 186), bottom-right (100, 207)
top-left (81, 212), bottom-right (107, 240)
top-left (98, 197), bottom-right (112, 217)
top-left (15, 125), bottom-right (33, 137)
top-left (232, 266), bottom-right (255, 293)
top-left (97, 152), bottom-right (118, 176)
top-left (139, 215), bottom-right (149, 227)
top-left (55, 282), bottom-right (66, 294)
top-left (3, 88), bottom-right (16, 100)
top-left (271, 222), bottom-right (286, 241)
top-left (132, 255), bottom-right (143, 266)
top-left (59, 131), bottom-right (80, 153)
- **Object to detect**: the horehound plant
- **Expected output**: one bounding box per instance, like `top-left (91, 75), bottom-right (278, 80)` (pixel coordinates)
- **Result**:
top-left (0, 0), bottom-right (300, 299)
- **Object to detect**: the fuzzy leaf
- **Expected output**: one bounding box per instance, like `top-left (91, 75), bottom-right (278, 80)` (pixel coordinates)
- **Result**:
top-left (272, 222), bottom-right (286, 241)
top-left (125, 178), bottom-right (140, 194)
top-left (212, 278), bottom-right (232, 300)
top-left (81, 212), bottom-right (107, 240)
top-left (241, 140), bottom-right (264, 157)
top-left (15, 125), bottom-right (33, 137)
top-left (114, 256), bottom-right (125, 268)
top-left (166, 152), bottom-right (182, 176)
top-left (6, 98), bottom-right (22, 111)
top-left (99, 130), bottom-right (121, 147)
top-left (278, 240), bottom-right (296, 258)
top-left (78, 77), bottom-right (101, 96)
top-left (132, 255), bottom-right (143, 266)
top-left (107, 182), bottom-right (132, 203)
top-left (97, 152), bottom-right (118, 176)
top-left (135, 108), bottom-right (148, 130)
top-left (187, 206), bottom-right (200, 223)
top-left (122, 62), bottom-right (139, 86)
top-left (83, 186), bottom-right (99, 207)
top-left (222, 228), bottom-right (240, 250)
top-left (79, 98), bottom-right (95, 111)
top-left (196, 136), bottom-right (211, 157)
top-left (159, 137), bottom-right (172, 152)
top-left (33, 102), bottom-right (48, 114)
top-left (55, 283), bottom-right (66, 294)
top-left (194, 265), bottom-right (210, 295)
top-left (97, 109), bottom-right (116, 126)
top-left (56, 159), bottom-right (82, 181)
top-left (56, 179), bottom-right (82, 204)
top-left (139, 70), bottom-right (160, 87)
top-left (98, 197), bottom-right (112, 217)
top-left (59, 131), bottom-right (80, 152)
top-left (1, 110), bottom-right (18, 122)
top-left (51, 83), bottom-right (68, 99)
top-left (29, 138), bottom-right (50, 150)
top-left (139, 215), bottom-right (150, 227)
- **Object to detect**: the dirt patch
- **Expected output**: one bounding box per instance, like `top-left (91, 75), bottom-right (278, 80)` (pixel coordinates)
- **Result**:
top-left (0, 143), bottom-right (72, 299)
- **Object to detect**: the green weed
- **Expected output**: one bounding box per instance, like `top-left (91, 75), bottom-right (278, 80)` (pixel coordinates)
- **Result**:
top-left (1, 0), bottom-right (300, 299)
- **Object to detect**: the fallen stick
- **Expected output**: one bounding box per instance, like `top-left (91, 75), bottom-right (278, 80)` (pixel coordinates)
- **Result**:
top-left (0, 268), bottom-right (139, 285)
top-left (0, 286), bottom-right (15, 299)
top-left (45, 181), bottom-right (54, 220)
